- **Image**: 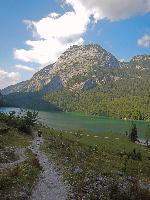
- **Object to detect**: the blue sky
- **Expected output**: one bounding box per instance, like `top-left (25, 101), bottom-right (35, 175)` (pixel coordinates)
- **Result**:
top-left (0, 0), bottom-right (150, 89)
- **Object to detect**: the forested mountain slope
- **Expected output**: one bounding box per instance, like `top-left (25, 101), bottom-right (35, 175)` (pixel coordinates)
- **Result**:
top-left (2, 44), bottom-right (150, 119)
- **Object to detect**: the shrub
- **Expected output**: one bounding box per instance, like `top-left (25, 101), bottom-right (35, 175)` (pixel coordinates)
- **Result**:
top-left (17, 110), bottom-right (38, 134)
top-left (0, 110), bottom-right (39, 134)
top-left (128, 149), bottom-right (142, 161)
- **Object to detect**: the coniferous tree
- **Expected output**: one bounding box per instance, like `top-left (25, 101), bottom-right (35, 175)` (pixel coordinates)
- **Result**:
top-left (129, 123), bottom-right (138, 142)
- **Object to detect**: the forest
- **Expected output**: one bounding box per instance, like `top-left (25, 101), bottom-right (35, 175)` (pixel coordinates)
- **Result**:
top-left (45, 77), bottom-right (150, 120)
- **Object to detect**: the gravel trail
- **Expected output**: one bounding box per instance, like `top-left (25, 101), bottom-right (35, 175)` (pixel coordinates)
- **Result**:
top-left (29, 136), bottom-right (69, 200)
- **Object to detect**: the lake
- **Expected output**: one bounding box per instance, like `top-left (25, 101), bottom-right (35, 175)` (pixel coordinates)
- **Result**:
top-left (0, 107), bottom-right (148, 138)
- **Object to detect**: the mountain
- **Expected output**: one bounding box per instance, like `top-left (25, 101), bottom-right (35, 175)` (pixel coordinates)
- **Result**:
top-left (2, 44), bottom-right (150, 119)
top-left (2, 44), bottom-right (120, 95)
top-left (1, 81), bottom-right (29, 95)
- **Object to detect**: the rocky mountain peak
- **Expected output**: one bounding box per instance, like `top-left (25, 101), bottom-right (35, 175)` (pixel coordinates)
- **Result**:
top-left (52, 44), bottom-right (120, 84)
top-left (56, 44), bottom-right (119, 69)
top-left (2, 44), bottom-right (120, 94)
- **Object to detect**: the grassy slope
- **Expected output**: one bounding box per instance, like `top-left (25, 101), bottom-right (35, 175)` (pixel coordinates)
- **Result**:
top-left (0, 121), bottom-right (41, 200)
top-left (42, 128), bottom-right (150, 199)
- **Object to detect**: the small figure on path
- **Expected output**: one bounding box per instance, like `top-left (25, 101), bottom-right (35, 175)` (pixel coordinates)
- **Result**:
top-left (38, 130), bottom-right (42, 137)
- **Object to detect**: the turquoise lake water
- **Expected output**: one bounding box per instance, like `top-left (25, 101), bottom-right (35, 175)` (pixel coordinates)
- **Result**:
top-left (0, 107), bottom-right (148, 138)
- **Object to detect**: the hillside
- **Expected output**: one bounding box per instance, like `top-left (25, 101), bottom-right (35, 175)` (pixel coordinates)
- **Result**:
top-left (2, 44), bottom-right (150, 119)
top-left (42, 128), bottom-right (150, 199)
top-left (1, 109), bottom-right (150, 199)
top-left (4, 92), bottom-right (61, 111)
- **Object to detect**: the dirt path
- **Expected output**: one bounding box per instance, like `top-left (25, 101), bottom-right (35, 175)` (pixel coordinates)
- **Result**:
top-left (0, 148), bottom-right (26, 170)
top-left (29, 136), bottom-right (70, 200)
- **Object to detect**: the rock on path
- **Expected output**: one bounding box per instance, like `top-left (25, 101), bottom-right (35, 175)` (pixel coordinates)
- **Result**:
top-left (29, 136), bottom-right (69, 200)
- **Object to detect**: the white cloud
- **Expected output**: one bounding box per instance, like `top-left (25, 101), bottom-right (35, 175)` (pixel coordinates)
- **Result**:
top-left (14, 0), bottom-right (88, 65)
top-left (79, 0), bottom-right (150, 21)
top-left (48, 12), bottom-right (60, 18)
top-left (15, 64), bottom-right (35, 72)
top-left (14, 0), bottom-right (150, 65)
top-left (0, 69), bottom-right (20, 89)
top-left (14, 37), bottom-right (84, 65)
top-left (138, 34), bottom-right (150, 48)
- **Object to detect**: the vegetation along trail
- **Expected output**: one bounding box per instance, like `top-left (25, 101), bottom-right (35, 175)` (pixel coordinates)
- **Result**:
top-left (0, 110), bottom-right (150, 199)
top-left (0, 148), bottom-right (26, 170)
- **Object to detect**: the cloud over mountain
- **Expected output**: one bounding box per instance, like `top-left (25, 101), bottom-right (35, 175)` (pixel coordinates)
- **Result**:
top-left (0, 69), bottom-right (20, 89)
top-left (14, 0), bottom-right (88, 65)
top-left (14, 0), bottom-right (150, 65)
top-left (15, 64), bottom-right (35, 72)
top-left (138, 34), bottom-right (150, 48)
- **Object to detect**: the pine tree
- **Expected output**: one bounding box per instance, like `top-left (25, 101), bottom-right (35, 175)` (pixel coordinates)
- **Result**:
top-left (129, 123), bottom-right (138, 142)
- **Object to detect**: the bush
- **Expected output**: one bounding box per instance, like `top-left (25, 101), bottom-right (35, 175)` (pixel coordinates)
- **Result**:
top-left (17, 110), bottom-right (38, 134)
top-left (0, 110), bottom-right (39, 134)
top-left (128, 149), bottom-right (142, 161)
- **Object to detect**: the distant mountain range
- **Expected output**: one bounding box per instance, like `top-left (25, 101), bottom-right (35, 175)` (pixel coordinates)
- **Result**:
top-left (2, 44), bottom-right (150, 119)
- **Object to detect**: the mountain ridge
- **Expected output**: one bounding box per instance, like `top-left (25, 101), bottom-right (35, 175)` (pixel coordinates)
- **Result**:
top-left (2, 44), bottom-right (120, 95)
top-left (2, 44), bottom-right (150, 119)
top-left (2, 44), bottom-right (150, 95)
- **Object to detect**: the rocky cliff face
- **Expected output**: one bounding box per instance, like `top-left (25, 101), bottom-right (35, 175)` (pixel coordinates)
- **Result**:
top-left (52, 44), bottom-right (120, 84)
top-left (2, 44), bottom-right (120, 95)
top-left (41, 75), bottom-right (63, 94)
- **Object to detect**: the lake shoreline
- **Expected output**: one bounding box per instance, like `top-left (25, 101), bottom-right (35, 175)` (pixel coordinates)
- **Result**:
top-left (0, 107), bottom-right (148, 139)
top-left (0, 106), bottom-right (147, 122)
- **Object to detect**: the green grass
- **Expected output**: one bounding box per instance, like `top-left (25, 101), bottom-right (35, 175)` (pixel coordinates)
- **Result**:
top-left (63, 131), bottom-right (150, 180)
top-left (42, 128), bottom-right (150, 199)
top-left (0, 121), bottom-right (41, 200)
top-left (0, 150), bottom-right (41, 200)
top-left (1, 110), bottom-right (149, 199)
top-left (0, 121), bottom-right (32, 148)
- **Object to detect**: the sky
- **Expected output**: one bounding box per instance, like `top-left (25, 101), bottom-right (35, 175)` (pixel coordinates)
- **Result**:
top-left (0, 0), bottom-right (150, 89)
